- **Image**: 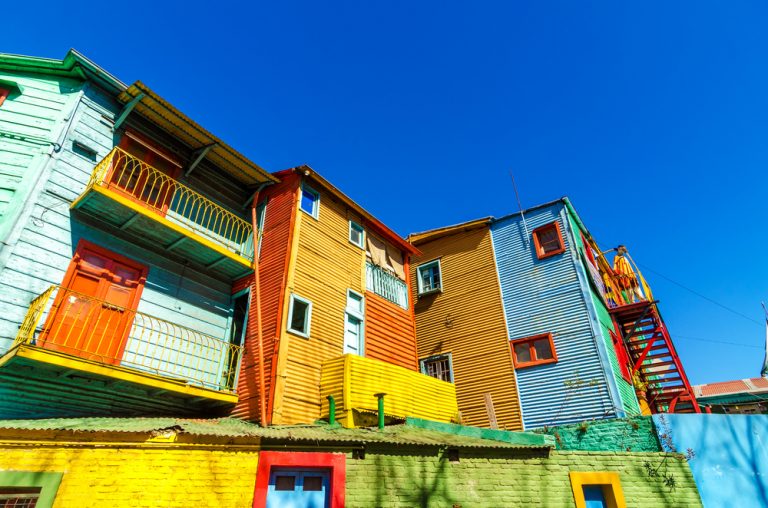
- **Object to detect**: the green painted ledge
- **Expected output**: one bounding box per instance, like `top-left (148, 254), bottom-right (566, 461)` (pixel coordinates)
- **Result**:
top-left (405, 417), bottom-right (555, 448)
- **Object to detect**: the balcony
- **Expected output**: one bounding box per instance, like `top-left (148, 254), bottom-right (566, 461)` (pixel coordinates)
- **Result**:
top-left (320, 354), bottom-right (458, 428)
top-left (0, 285), bottom-right (241, 418)
top-left (71, 148), bottom-right (255, 280)
top-left (366, 262), bottom-right (408, 309)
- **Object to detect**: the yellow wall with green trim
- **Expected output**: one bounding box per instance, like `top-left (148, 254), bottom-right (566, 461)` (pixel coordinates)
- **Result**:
top-left (0, 444), bottom-right (259, 507)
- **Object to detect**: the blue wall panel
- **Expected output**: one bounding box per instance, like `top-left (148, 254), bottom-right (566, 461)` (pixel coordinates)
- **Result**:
top-left (655, 414), bottom-right (768, 508)
top-left (490, 201), bottom-right (619, 428)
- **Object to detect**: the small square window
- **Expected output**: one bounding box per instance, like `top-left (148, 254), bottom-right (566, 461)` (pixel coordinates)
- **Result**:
top-left (510, 333), bottom-right (557, 369)
top-left (274, 475), bottom-right (296, 491)
top-left (421, 354), bottom-right (453, 382)
top-left (569, 472), bottom-right (627, 508)
top-left (300, 185), bottom-right (320, 219)
top-left (349, 221), bottom-right (364, 248)
top-left (416, 260), bottom-right (442, 295)
top-left (0, 88), bottom-right (10, 108)
top-left (287, 294), bottom-right (312, 338)
top-left (303, 476), bottom-right (323, 491)
top-left (532, 222), bottom-right (565, 259)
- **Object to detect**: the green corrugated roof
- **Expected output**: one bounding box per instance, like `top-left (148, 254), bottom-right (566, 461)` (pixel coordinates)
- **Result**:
top-left (0, 418), bottom-right (553, 449)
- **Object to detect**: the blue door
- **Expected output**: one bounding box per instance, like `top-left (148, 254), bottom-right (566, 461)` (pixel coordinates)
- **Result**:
top-left (266, 468), bottom-right (330, 508)
top-left (582, 485), bottom-right (608, 508)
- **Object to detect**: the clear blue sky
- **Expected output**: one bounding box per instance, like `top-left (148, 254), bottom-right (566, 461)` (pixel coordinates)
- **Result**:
top-left (7, 1), bottom-right (767, 385)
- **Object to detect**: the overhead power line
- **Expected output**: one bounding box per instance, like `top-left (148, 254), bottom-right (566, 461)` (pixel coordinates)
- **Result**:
top-left (637, 263), bottom-right (762, 326)
top-left (675, 334), bottom-right (761, 349)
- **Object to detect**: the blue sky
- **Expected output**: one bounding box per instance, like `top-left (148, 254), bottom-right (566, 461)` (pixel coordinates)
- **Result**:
top-left (7, 1), bottom-right (767, 385)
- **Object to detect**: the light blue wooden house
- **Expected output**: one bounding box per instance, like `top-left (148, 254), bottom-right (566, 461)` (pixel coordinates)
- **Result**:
top-left (0, 50), bottom-right (275, 418)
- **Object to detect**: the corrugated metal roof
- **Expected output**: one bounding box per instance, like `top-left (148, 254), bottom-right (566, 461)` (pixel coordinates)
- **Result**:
top-left (0, 418), bottom-right (552, 449)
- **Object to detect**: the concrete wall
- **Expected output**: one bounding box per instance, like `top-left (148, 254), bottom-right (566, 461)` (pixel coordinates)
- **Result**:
top-left (655, 414), bottom-right (768, 508)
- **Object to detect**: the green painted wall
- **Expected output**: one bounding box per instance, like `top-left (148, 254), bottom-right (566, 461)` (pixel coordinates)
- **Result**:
top-left (345, 446), bottom-right (701, 507)
top-left (566, 209), bottom-right (641, 416)
top-left (538, 416), bottom-right (661, 452)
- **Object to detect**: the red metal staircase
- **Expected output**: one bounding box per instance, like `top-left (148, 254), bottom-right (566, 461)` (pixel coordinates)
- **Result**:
top-left (610, 301), bottom-right (701, 414)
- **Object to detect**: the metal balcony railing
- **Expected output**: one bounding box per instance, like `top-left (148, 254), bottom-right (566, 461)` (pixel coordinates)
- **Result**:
top-left (582, 238), bottom-right (653, 309)
top-left (14, 285), bottom-right (242, 393)
top-left (88, 147), bottom-right (254, 261)
top-left (365, 262), bottom-right (408, 309)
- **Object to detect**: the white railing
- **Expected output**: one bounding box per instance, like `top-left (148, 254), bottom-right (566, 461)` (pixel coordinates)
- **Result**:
top-left (366, 262), bottom-right (408, 309)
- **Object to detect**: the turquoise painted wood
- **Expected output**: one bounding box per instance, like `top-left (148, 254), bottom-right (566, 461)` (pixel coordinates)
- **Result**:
top-left (0, 54), bottom-right (255, 414)
top-left (489, 201), bottom-right (624, 429)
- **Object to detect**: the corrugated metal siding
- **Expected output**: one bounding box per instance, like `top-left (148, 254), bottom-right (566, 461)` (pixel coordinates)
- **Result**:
top-left (232, 175), bottom-right (299, 421)
top-left (490, 203), bottom-right (617, 429)
top-left (566, 212), bottom-right (641, 416)
top-left (365, 291), bottom-right (418, 370)
top-left (320, 354), bottom-right (458, 427)
top-left (412, 226), bottom-right (523, 431)
top-left (277, 180), bottom-right (366, 424)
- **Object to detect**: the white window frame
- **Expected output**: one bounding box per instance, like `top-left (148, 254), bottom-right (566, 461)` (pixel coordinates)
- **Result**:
top-left (300, 184), bottom-right (320, 219)
top-left (416, 259), bottom-right (443, 295)
top-left (420, 353), bottom-right (454, 383)
top-left (349, 221), bottom-right (365, 249)
top-left (344, 289), bottom-right (365, 355)
top-left (287, 293), bottom-right (313, 338)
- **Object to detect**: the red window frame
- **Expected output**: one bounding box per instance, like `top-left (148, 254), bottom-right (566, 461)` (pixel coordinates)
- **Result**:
top-left (510, 333), bottom-right (558, 369)
top-left (532, 222), bottom-right (566, 259)
top-left (580, 232), bottom-right (598, 267)
top-left (0, 87), bottom-right (10, 107)
top-left (252, 451), bottom-right (345, 508)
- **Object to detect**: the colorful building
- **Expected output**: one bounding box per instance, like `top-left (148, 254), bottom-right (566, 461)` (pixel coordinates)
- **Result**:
top-left (693, 377), bottom-right (768, 414)
top-left (0, 50), bottom-right (455, 428)
top-left (0, 416), bottom-right (702, 507)
top-left (409, 198), bottom-right (700, 430)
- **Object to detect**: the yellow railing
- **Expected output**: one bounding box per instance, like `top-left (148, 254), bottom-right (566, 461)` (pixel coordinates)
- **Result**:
top-left (14, 285), bottom-right (242, 392)
top-left (89, 147), bottom-right (254, 261)
top-left (320, 354), bottom-right (459, 428)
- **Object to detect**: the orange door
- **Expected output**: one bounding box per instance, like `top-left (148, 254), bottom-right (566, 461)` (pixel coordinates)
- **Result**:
top-left (40, 243), bottom-right (147, 365)
top-left (107, 131), bottom-right (181, 215)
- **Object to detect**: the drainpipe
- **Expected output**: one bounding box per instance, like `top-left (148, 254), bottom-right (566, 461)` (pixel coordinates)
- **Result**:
top-left (374, 393), bottom-right (386, 430)
top-left (251, 190), bottom-right (267, 426)
top-left (327, 395), bottom-right (336, 425)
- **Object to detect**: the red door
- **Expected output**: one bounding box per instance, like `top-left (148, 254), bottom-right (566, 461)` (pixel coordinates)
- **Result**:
top-left (40, 242), bottom-right (147, 365)
top-left (107, 131), bottom-right (181, 215)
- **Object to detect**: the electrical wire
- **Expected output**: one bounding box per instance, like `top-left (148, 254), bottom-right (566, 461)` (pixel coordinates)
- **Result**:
top-left (674, 334), bottom-right (761, 349)
top-left (636, 263), bottom-right (762, 326)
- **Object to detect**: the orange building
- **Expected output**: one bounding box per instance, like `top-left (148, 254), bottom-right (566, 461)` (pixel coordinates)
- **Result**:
top-left (236, 167), bottom-right (458, 426)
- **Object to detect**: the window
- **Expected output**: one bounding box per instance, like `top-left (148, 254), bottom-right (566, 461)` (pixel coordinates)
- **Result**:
top-left (0, 488), bottom-right (41, 508)
top-left (253, 451), bottom-right (346, 508)
top-left (344, 290), bottom-right (364, 355)
top-left (0, 88), bottom-right (10, 107)
top-left (300, 185), bottom-right (320, 219)
top-left (287, 294), bottom-right (312, 338)
top-left (0, 472), bottom-right (63, 508)
top-left (256, 199), bottom-right (268, 256)
top-left (569, 472), bottom-right (627, 508)
top-left (421, 354), bottom-right (453, 383)
top-left (416, 259), bottom-right (442, 295)
top-left (349, 221), bottom-right (364, 248)
top-left (532, 222), bottom-right (565, 259)
top-left (510, 333), bottom-right (557, 369)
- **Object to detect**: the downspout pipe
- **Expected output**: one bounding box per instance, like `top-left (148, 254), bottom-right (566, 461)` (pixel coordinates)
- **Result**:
top-left (252, 189), bottom-right (267, 426)
top-left (327, 395), bottom-right (336, 426)
top-left (374, 393), bottom-right (386, 430)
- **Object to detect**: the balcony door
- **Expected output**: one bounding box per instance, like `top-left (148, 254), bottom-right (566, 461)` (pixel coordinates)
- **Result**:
top-left (108, 131), bottom-right (181, 215)
top-left (39, 242), bottom-right (147, 365)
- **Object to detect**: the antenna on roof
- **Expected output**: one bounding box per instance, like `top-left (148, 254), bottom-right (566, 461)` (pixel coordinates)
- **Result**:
top-left (509, 170), bottom-right (530, 245)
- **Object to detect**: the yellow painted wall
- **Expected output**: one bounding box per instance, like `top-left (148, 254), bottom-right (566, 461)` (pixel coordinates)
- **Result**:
top-left (320, 354), bottom-right (458, 427)
top-left (0, 442), bottom-right (259, 507)
top-left (411, 226), bottom-right (524, 430)
top-left (272, 180), bottom-right (366, 424)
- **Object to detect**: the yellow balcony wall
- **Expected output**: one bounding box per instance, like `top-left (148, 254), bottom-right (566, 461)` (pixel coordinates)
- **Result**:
top-left (320, 354), bottom-right (459, 428)
top-left (71, 147), bottom-right (255, 280)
